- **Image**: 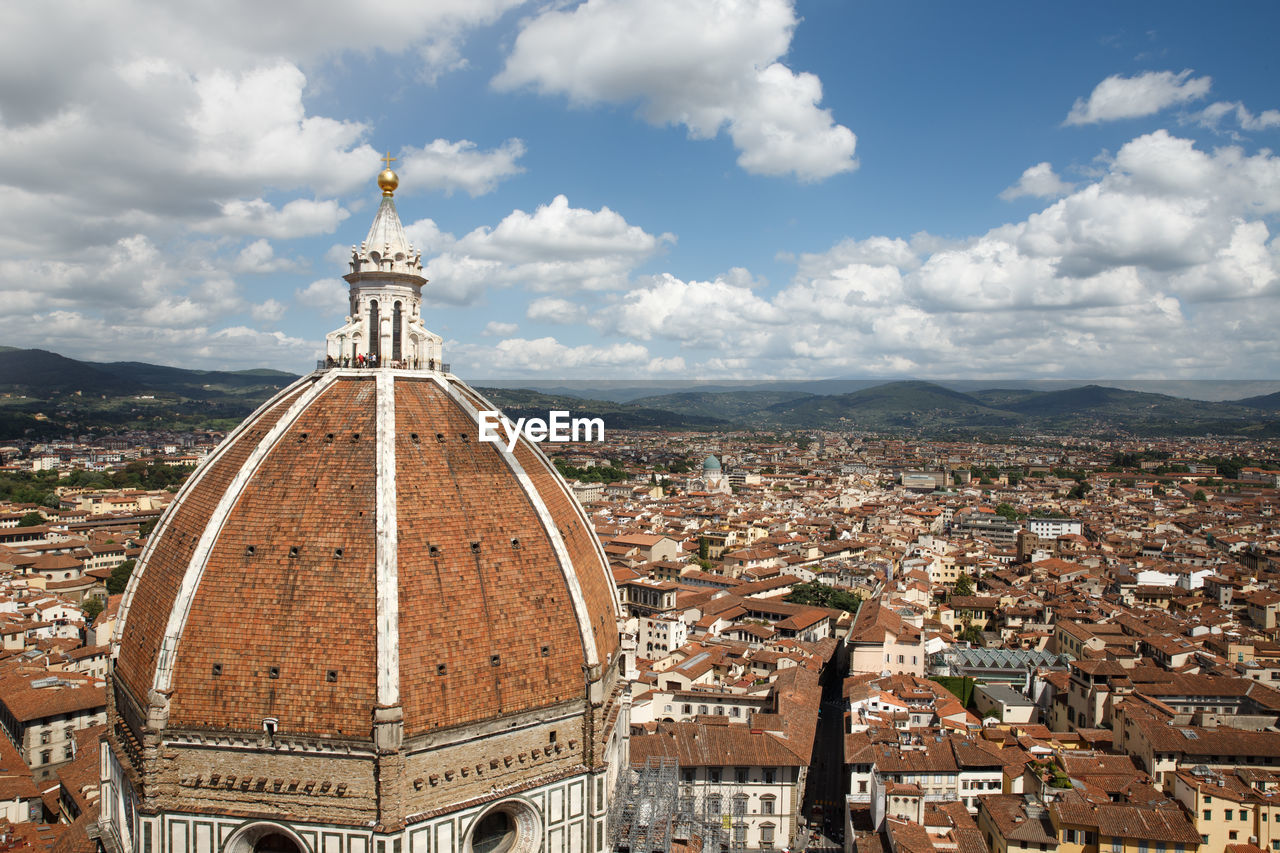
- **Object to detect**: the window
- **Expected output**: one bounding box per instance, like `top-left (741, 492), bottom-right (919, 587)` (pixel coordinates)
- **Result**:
top-left (733, 827), bottom-right (746, 844)
top-left (683, 705), bottom-right (692, 714)
top-left (764, 769), bottom-right (776, 784)
top-left (857, 782), bottom-right (867, 794)
top-left (1138, 843), bottom-right (1149, 853)
top-left (1112, 839), bottom-right (1122, 853)
top-left (368, 300), bottom-right (380, 358)
top-left (710, 769), bottom-right (721, 784)
top-left (40, 751), bottom-right (50, 765)
top-left (699, 705), bottom-right (709, 715)
top-left (733, 795), bottom-right (748, 816)
top-left (1230, 832), bottom-right (1238, 842)
top-left (709, 796), bottom-right (722, 814)
top-left (1065, 830), bottom-right (1076, 844)
top-left (897, 655), bottom-right (904, 664)
top-left (762, 797), bottom-right (776, 815)
top-left (683, 770), bottom-right (695, 783)
top-left (736, 768), bottom-right (748, 784)
top-left (760, 825), bottom-right (775, 845)
top-left (1203, 810), bottom-right (1211, 820)
top-left (392, 301), bottom-right (403, 361)
top-left (731, 707), bottom-right (741, 718)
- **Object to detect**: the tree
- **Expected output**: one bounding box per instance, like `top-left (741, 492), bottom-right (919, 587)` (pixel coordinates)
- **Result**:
top-left (1068, 482), bottom-right (1092, 500)
top-left (994, 503), bottom-right (1018, 522)
top-left (82, 597), bottom-right (104, 624)
top-left (784, 581), bottom-right (861, 614)
top-left (698, 537), bottom-right (710, 561)
top-left (107, 559), bottom-right (136, 595)
top-left (953, 573), bottom-right (975, 597)
top-left (1193, 490), bottom-right (1207, 502)
top-left (17, 511), bottom-right (44, 527)
top-left (958, 624), bottom-right (985, 645)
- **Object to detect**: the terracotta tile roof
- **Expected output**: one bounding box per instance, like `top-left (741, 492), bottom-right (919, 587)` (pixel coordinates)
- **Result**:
top-left (118, 374), bottom-right (621, 741)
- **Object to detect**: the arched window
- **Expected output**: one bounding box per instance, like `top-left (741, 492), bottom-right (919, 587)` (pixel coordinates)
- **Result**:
top-left (392, 301), bottom-right (403, 361)
top-left (368, 301), bottom-right (381, 358)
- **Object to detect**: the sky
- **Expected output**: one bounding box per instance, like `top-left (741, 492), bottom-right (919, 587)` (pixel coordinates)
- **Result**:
top-left (3, 0), bottom-right (1279, 381)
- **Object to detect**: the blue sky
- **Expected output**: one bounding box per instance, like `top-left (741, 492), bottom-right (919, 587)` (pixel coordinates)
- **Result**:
top-left (3, 0), bottom-right (1279, 380)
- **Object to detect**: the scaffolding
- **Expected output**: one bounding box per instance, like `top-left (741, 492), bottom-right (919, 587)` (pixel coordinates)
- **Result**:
top-left (608, 758), bottom-right (741, 853)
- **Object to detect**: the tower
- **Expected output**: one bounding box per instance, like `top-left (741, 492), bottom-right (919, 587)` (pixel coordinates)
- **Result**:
top-left (97, 165), bottom-right (629, 853)
top-left (324, 158), bottom-right (444, 370)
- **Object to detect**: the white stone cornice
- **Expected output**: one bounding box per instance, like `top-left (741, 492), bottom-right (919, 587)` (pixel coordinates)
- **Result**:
top-left (374, 369), bottom-right (401, 707)
top-left (150, 370), bottom-right (343, 695)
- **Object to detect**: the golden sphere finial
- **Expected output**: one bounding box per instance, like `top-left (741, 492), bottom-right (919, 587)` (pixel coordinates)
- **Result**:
top-left (378, 150), bottom-right (399, 196)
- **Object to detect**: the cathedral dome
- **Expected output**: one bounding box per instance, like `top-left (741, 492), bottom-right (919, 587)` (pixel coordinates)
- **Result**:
top-left (701, 454), bottom-right (721, 471)
top-left (112, 371), bottom-right (619, 740)
top-left (100, 170), bottom-right (628, 853)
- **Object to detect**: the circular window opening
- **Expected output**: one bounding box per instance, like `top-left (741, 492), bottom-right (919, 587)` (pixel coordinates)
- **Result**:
top-left (254, 835), bottom-right (302, 853)
top-left (472, 812), bottom-right (516, 853)
top-left (466, 800), bottom-right (541, 853)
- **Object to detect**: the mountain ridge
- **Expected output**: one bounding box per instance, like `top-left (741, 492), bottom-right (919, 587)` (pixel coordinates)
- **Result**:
top-left (2, 348), bottom-right (1279, 438)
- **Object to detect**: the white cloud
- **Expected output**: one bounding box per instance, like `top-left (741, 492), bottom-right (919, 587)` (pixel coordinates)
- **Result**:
top-left (487, 336), bottom-right (650, 372)
top-left (0, 0), bottom-right (534, 371)
top-left (527, 297), bottom-right (588, 324)
top-left (251, 299), bottom-right (287, 324)
top-left (403, 219), bottom-right (456, 255)
top-left (601, 272), bottom-right (785, 343)
top-left (1000, 162), bottom-right (1073, 201)
top-left (571, 130), bottom-right (1280, 379)
top-left (422, 195), bottom-right (672, 303)
top-left (1065, 69), bottom-right (1211, 125)
top-left (399, 138), bottom-right (526, 197)
top-left (483, 321), bottom-right (519, 336)
top-left (295, 278), bottom-right (348, 310)
top-left (233, 239), bottom-right (296, 273)
top-left (1191, 101), bottom-right (1280, 133)
top-left (494, 0), bottom-right (855, 181)
top-left (201, 198), bottom-right (350, 239)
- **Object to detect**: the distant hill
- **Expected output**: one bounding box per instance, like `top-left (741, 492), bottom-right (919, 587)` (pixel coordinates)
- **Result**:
top-left (3, 347), bottom-right (1280, 439)
top-left (475, 386), bottom-right (728, 430)
top-left (627, 389), bottom-right (815, 421)
top-left (762, 381), bottom-right (1021, 430)
top-left (0, 349), bottom-right (144, 396)
top-left (1233, 391), bottom-right (1280, 413)
top-left (91, 360), bottom-right (297, 399)
top-left (0, 349), bottom-right (302, 439)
